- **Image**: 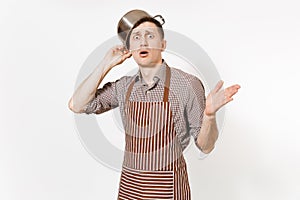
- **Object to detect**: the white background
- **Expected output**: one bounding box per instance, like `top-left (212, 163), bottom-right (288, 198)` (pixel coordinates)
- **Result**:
top-left (1, 0), bottom-right (300, 199)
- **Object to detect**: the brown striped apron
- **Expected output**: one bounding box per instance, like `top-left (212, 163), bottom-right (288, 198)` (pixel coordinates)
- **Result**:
top-left (118, 65), bottom-right (191, 200)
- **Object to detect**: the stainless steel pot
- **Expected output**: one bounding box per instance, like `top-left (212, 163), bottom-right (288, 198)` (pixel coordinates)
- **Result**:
top-left (117, 9), bottom-right (165, 49)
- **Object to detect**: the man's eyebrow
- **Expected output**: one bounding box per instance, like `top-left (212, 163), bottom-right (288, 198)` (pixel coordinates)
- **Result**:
top-left (145, 30), bottom-right (155, 34)
top-left (132, 28), bottom-right (156, 35)
top-left (131, 30), bottom-right (141, 35)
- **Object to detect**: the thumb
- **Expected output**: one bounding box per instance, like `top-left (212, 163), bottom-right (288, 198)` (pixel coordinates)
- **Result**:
top-left (212, 80), bottom-right (224, 93)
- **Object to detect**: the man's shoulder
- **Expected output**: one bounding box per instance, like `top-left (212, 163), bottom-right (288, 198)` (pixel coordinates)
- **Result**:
top-left (169, 66), bottom-right (202, 84)
top-left (116, 75), bottom-right (135, 84)
top-left (102, 75), bottom-right (135, 92)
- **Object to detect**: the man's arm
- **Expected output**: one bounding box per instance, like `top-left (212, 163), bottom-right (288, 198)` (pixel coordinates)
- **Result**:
top-left (197, 80), bottom-right (240, 154)
top-left (68, 45), bottom-right (131, 113)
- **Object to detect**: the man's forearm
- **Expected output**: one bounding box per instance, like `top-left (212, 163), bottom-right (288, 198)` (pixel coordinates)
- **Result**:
top-left (196, 114), bottom-right (219, 154)
top-left (68, 60), bottom-right (112, 113)
top-left (68, 45), bottom-right (132, 113)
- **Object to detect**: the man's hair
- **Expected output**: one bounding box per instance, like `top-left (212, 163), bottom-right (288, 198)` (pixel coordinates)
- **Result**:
top-left (126, 17), bottom-right (165, 49)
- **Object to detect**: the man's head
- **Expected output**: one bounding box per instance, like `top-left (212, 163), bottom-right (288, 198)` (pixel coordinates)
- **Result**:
top-left (126, 17), bottom-right (164, 50)
top-left (117, 10), bottom-right (166, 67)
top-left (127, 18), bottom-right (166, 67)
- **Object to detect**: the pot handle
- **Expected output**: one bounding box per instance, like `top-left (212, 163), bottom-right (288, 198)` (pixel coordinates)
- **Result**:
top-left (153, 15), bottom-right (165, 25)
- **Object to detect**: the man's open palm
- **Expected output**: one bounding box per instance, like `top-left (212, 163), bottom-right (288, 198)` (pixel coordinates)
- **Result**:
top-left (205, 80), bottom-right (241, 117)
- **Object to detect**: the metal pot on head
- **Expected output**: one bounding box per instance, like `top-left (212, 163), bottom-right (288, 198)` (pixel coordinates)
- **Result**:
top-left (117, 9), bottom-right (165, 50)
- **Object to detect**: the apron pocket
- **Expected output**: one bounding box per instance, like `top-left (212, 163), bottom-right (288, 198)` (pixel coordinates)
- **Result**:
top-left (118, 166), bottom-right (174, 200)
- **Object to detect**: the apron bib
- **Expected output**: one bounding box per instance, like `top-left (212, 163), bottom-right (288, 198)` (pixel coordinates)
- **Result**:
top-left (118, 66), bottom-right (191, 200)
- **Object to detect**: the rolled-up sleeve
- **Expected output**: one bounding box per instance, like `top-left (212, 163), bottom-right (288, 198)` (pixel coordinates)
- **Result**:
top-left (84, 81), bottom-right (119, 114)
top-left (185, 76), bottom-right (206, 154)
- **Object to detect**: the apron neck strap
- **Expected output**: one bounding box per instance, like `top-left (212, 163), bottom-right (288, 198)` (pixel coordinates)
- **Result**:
top-left (163, 64), bottom-right (171, 102)
top-left (125, 65), bottom-right (171, 103)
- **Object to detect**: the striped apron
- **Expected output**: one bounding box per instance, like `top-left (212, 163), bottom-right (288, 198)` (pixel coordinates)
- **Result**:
top-left (118, 65), bottom-right (191, 200)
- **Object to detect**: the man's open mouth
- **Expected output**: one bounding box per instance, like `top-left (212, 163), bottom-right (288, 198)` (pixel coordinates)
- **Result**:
top-left (139, 50), bottom-right (149, 57)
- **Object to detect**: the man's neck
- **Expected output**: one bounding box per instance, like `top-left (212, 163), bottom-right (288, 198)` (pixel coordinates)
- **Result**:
top-left (139, 63), bottom-right (162, 85)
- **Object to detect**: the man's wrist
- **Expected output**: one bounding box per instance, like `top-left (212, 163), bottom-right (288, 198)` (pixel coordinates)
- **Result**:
top-left (204, 112), bottom-right (216, 121)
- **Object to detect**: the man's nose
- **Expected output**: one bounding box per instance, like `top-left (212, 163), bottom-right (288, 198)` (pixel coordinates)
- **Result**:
top-left (140, 36), bottom-right (148, 47)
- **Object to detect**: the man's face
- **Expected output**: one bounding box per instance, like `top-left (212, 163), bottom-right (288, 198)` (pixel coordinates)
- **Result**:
top-left (128, 22), bottom-right (166, 68)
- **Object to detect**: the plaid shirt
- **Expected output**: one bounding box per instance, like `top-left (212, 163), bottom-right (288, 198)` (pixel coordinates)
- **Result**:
top-left (85, 60), bottom-right (206, 152)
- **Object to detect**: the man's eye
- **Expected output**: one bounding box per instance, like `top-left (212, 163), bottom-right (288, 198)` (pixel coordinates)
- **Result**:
top-left (148, 34), bottom-right (154, 39)
top-left (133, 35), bottom-right (140, 40)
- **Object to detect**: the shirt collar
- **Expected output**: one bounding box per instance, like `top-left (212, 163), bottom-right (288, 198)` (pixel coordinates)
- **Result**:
top-left (134, 59), bottom-right (167, 86)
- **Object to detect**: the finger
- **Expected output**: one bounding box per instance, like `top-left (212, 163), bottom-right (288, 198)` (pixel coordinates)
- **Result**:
top-left (225, 97), bottom-right (234, 104)
top-left (229, 84), bottom-right (241, 92)
top-left (226, 84), bottom-right (240, 90)
top-left (113, 45), bottom-right (126, 54)
top-left (123, 49), bottom-right (130, 54)
top-left (112, 45), bottom-right (123, 51)
top-left (115, 45), bottom-right (125, 50)
top-left (235, 84), bottom-right (241, 89)
top-left (213, 80), bottom-right (224, 94)
top-left (122, 52), bottom-right (132, 59)
top-left (220, 96), bottom-right (234, 108)
top-left (116, 48), bottom-right (129, 56)
top-left (225, 85), bottom-right (240, 98)
top-left (118, 46), bottom-right (128, 53)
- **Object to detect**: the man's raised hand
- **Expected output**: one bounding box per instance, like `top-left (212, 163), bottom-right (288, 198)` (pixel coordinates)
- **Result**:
top-left (205, 80), bottom-right (241, 117)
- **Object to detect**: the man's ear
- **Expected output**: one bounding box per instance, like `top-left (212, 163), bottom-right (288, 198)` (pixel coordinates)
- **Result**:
top-left (161, 39), bottom-right (167, 51)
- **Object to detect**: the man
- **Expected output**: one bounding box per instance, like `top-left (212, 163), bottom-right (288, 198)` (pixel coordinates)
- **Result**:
top-left (69, 9), bottom-right (240, 200)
